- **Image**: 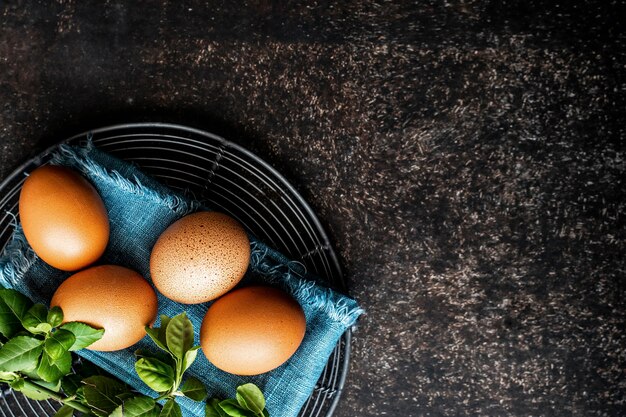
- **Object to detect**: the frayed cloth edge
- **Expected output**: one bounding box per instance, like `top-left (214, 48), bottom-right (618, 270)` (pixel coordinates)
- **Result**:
top-left (49, 142), bottom-right (199, 217)
top-left (250, 242), bottom-right (364, 327)
top-left (0, 226), bottom-right (37, 290)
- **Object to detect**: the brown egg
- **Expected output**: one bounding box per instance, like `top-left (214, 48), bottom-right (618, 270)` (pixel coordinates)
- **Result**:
top-left (50, 265), bottom-right (158, 351)
top-left (19, 165), bottom-right (109, 271)
top-left (200, 286), bottom-right (306, 375)
top-left (150, 211), bottom-right (250, 304)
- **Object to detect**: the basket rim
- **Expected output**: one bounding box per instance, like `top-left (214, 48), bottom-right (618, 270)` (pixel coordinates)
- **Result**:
top-left (0, 122), bottom-right (354, 417)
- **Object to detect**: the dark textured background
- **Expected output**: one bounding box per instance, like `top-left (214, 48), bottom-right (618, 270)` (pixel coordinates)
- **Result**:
top-left (1, 1), bottom-right (625, 416)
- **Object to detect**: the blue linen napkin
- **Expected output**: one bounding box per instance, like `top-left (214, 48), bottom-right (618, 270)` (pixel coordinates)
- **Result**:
top-left (0, 142), bottom-right (363, 417)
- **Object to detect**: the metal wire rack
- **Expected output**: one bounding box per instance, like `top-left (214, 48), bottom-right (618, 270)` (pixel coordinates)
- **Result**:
top-left (0, 123), bottom-right (353, 417)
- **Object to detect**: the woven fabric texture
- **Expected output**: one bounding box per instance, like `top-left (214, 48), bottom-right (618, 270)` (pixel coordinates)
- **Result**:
top-left (0, 142), bottom-right (363, 417)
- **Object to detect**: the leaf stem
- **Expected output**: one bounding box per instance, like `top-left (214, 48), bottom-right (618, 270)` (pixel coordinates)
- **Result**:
top-left (21, 379), bottom-right (91, 414)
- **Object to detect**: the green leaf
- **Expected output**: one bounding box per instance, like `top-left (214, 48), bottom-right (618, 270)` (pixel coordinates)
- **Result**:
top-left (165, 313), bottom-right (193, 359)
top-left (0, 288), bottom-right (33, 321)
top-left (11, 378), bottom-right (53, 400)
top-left (82, 375), bottom-right (127, 414)
top-left (0, 335), bottom-right (43, 371)
top-left (160, 399), bottom-right (183, 417)
top-left (76, 358), bottom-right (106, 378)
top-left (262, 409), bottom-right (269, 417)
top-left (0, 290), bottom-right (32, 338)
top-left (206, 399), bottom-right (227, 417)
top-left (117, 391), bottom-right (136, 401)
top-left (90, 408), bottom-right (109, 417)
top-left (0, 296), bottom-right (23, 338)
top-left (27, 322), bottom-right (53, 334)
top-left (145, 326), bottom-right (170, 353)
top-left (60, 321), bottom-right (105, 351)
top-left (135, 357), bottom-right (175, 392)
top-left (45, 329), bottom-right (76, 360)
top-left (34, 377), bottom-right (62, 392)
top-left (236, 383), bottom-right (265, 414)
top-left (0, 370), bottom-right (18, 380)
top-left (219, 399), bottom-right (253, 417)
top-left (22, 303), bottom-right (52, 334)
top-left (8, 377), bottom-right (24, 389)
top-left (110, 397), bottom-right (160, 417)
top-left (182, 346), bottom-right (200, 372)
top-left (123, 396), bottom-right (160, 417)
top-left (47, 306), bottom-right (64, 328)
top-left (135, 348), bottom-right (173, 363)
top-left (74, 385), bottom-right (87, 403)
top-left (37, 350), bottom-right (72, 382)
top-left (158, 315), bottom-right (171, 344)
top-left (11, 378), bottom-right (59, 401)
top-left (109, 405), bottom-right (124, 417)
top-left (62, 373), bottom-right (82, 396)
top-left (180, 376), bottom-right (207, 401)
top-left (54, 405), bottom-right (74, 417)
top-left (205, 407), bottom-right (220, 417)
top-left (74, 386), bottom-right (86, 401)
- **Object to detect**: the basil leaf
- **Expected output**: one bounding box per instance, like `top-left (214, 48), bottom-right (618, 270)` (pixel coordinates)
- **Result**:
top-left (60, 321), bottom-right (105, 351)
top-left (90, 408), bottom-right (109, 417)
top-left (236, 383), bottom-right (265, 414)
top-left (0, 296), bottom-right (23, 338)
top-left (44, 329), bottom-right (76, 360)
top-left (182, 345), bottom-right (200, 372)
top-left (0, 288), bottom-right (33, 321)
top-left (219, 399), bottom-right (254, 417)
top-left (180, 376), bottom-right (207, 401)
top-left (74, 386), bottom-right (86, 401)
top-left (37, 350), bottom-right (72, 382)
top-left (33, 377), bottom-right (62, 392)
top-left (10, 378), bottom-right (53, 400)
top-left (206, 399), bottom-right (227, 417)
top-left (118, 392), bottom-right (136, 402)
top-left (165, 312), bottom-right (193, 359)
top-left (135, 348), bottom-right (176, 369)
top-left (160, 399), bottom-right (183, 417)
top-left (135, 357), bottom-right (175, 392)
top-left (47, 306), bottom-right (64, 328)
top-left (124, 396), bottom-right (160, 417)
top-left (20, 367), bottom-right (42, 381)
top-left (158, 315), bottom-right (171, 345)
top-left (205, 407), bottom-right (221, 417)
top-left (54, 405), bottom-right (74, 417)
top-left (0, 370), bottom-right (18, 381)
top-left (8, 377), bottom-right (24, 389)
top-left (145, 326), bottom-right (170, 353)
top-left (61, 373), bottom-right (83, 396)
top-left (0, 335), bottom-right (43, 371)
top-left (82, 375), bottom-right (126, 414)
top-left (109, 405), bottom-right (124, 417)
top-left (10, 378), bottom-right (58, 400)
top-left (22, 303), bottom-right (52, 334)
top-left (71, 358), bottom-right (105, 379)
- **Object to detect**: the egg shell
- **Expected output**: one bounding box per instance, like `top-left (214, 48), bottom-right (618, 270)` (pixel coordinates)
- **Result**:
top-left (50, 265), bottom-right (158, 351)
top-left (19, 165), bottom-right (109, 271)
top-left (200, 286), bottom-right (306, 375)
top-left (150, 211), bottom-right (250, 304)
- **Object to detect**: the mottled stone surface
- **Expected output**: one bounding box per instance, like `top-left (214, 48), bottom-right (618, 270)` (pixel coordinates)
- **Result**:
top-left (1, 1), bottom-right (625, 416)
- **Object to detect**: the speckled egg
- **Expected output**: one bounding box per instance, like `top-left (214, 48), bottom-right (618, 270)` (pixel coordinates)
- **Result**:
top-left (19, 165), bottom-right (109, 271)
top-left (150, 211), bottom-right (250, 304)
top-left (200, 286), bottom-right (306, 375)
top-left (50, 265), bottom-right (158, 352)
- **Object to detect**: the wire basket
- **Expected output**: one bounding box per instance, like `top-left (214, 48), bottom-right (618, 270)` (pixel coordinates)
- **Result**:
top-left (0, 123), bottom-right (353, 417)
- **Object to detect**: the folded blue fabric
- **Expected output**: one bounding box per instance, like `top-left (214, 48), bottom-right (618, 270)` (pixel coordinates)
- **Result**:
top-left (0, 142), bottom-right (363, 417)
